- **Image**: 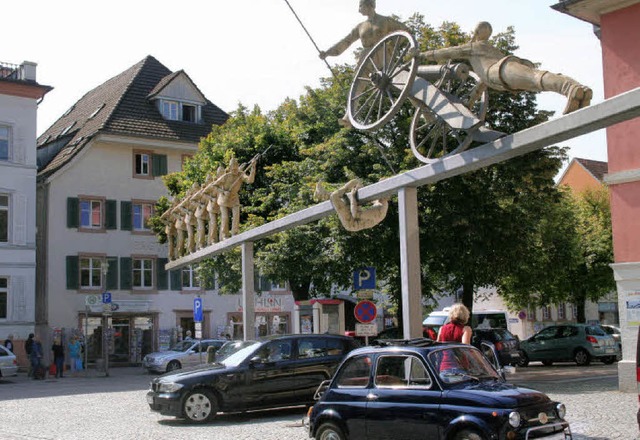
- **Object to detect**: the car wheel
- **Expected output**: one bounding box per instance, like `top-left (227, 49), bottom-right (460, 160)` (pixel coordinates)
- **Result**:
top-left (541, 360), bottom-right (554, 366)
top-left (602, 356), bottom-right (617, 365)
top-left (574, 348), bottom-right (591, 366)
top-left (515, 351), bottom-right (529, 367)
top-left (166, 360), bottom-right (181, 372)
top-left (316, 422), bottom-right (346, 440)
top-left (455, 429), bottom-right (485, 440)
top-left (182, 389), bottom-right (218, 423)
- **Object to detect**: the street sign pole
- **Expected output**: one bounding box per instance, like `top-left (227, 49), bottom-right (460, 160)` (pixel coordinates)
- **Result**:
top-left (102, 292), bottom-right (112, 377)
top-left (194, 296), bottom-right (203, 363)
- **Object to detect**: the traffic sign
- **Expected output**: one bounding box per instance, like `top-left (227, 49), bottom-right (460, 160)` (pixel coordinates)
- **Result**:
top-left (355, 323), bottom-right (378, 337)
top-left (193, 297), bottom-right (203, 322)
top-left (102, 292), bottom-right (112, 304)
top-left (85, 294), bottom-right (100, 306)
top-left (354, 300), bottom-right (377, 323)
top-left (354, 267), bottom-right (376, 290)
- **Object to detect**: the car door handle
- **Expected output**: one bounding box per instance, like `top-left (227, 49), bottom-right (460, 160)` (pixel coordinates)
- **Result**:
top-left (367, 393), bottom-right (378, 400)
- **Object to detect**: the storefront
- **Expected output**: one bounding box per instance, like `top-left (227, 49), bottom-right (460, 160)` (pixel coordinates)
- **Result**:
top-left (227, 293), bottom-right (292, 339)
top-left (81, 300), bottom-right (155, 365)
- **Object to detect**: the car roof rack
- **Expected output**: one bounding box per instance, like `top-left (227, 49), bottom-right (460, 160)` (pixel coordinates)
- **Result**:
top-left (371, 337), bottom-right (437, 348)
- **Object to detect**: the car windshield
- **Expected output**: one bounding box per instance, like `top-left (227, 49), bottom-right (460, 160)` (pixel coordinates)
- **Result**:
top-left (424, 315), bottom-right (447, 326)
top-left (168, 341), bottom-right (195, 352)
top-left (215, 340), bottom-right (256, 362)
top-left (219, 341), bottom-right (261, 367)
top-left (428, 346), bottom-right (500, 386)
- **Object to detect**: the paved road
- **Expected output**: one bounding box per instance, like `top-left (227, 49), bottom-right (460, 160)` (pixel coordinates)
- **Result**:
top-left (0, 363), bottom-right (637, 439)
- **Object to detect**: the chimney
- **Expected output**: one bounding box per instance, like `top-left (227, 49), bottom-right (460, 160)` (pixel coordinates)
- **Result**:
top-left (21, 61), bottom-right (37, 81)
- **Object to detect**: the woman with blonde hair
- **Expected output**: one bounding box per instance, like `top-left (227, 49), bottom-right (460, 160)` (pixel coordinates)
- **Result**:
top-left (437, 304), bottom-right (472, 344)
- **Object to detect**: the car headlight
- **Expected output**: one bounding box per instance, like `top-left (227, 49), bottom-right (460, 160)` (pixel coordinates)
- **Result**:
top-left (556, 403), bottom-right (566, 419)
top-left (508, 411), bottom-right (521, 428)
top-left (158, 382), bottom-right (184, 393)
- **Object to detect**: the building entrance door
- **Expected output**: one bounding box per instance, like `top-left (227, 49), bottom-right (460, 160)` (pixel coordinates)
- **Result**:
top-left (110, 318), bottom-right (130, 364)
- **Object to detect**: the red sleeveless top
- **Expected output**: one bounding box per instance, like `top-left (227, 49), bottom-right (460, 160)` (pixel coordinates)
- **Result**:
top-left (438, 321), bottom-right (465, 343)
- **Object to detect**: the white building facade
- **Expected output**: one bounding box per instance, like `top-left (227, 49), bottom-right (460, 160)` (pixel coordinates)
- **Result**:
top-left (0, 61), bottom-right (51, 353)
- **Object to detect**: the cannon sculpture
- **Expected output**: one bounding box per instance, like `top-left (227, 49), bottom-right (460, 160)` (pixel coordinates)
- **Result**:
top-left (346, 30), bottom-right (504, 164)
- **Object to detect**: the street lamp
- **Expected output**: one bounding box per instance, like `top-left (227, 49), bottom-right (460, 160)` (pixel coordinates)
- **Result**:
top-left (101, 260), bottom-right (110, 377)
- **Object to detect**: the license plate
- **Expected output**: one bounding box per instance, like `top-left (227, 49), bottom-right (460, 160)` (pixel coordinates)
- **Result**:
top-left (605, 348), bottom-right (615, 354)
top-left (146, 394), bottom-right (154, 405)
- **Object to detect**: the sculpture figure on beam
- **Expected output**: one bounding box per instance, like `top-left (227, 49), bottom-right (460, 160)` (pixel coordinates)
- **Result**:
top-left (416, 21), bottom-right (592, 114)
top-left (316, 179), bottom-right (389, 232)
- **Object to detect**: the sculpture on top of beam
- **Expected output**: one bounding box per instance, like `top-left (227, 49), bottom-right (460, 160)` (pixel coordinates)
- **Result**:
top-left (416, 21), bottom-right (592, 115)
top-left (316, 179), bottom-right (389, 232)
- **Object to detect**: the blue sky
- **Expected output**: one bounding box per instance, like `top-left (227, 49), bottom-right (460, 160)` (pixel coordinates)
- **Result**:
top-left (4, 0), bottom-right (606, 164)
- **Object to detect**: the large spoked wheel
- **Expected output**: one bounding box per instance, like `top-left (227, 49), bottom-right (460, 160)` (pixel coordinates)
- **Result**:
top-left (316, 422), bottom-right (346, 440)
top-left (182, 389), bottom-right (218, 424)
top-left (409, 70), bottom-right (488, 163)
top-left (347, 30), bottom-right (418, 131)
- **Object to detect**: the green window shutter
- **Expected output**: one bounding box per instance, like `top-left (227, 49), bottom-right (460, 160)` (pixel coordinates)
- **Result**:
top-left (120, 257), bottom-right (132, 290)
top-left (66, 256), bottom-right (79, 290)
top-left (106, 256), bottom-right (119, 290)
top-left (170, 269), bottom-right (182, 291)
top-left (67, 197), bottom-right (79, 228)
top-left (105, 200), bottom-right (117, 230)
top-left (120, 201), bottom-right (132, 231)
top-left (157, 258), bottom-right (169, 290)
top-left (152, 154), bottom-right (168, 177)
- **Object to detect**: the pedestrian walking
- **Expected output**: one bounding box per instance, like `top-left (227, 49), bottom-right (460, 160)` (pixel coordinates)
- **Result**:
top-left (51, 338), bottom-right (65, 378)
top-left (29, 336), bottom-right (44, 380)
top-left (24, 333), bottom-right (35, 377)
top-left (68, 336), bottom-right (82, 376)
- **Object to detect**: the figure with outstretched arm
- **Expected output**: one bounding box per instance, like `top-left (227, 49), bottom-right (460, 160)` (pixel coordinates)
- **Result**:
top-left (319, 0), bottom-right (409, 127)
top-left (319, 179), bottom-right (389, 232)
top-left (416, 21), bottom-right (592, 115)
top-left (213, 157), bottom-right (258, 240)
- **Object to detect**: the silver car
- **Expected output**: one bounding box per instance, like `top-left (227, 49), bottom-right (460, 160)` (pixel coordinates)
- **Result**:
top-left (0, 344), bottom-right (18, 378)
top-left (143, 339), bottom-right (226, 374)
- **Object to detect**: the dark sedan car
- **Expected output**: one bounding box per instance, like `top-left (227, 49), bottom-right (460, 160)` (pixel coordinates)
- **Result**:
top-left (307, 340), bottom-right (572, 440)
top-left (147, 334), bottom-right (358, 423)
top-left (472, 328), bottom-right (521, 367)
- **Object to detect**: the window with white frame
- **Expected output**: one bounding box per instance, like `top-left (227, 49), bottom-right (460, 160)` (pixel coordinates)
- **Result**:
top-left (0, 277), bottom-right (7, 319)
top-left (134, 152), bottom-right (151, 176)
top-left (80, 257), bottom-right (103, 289)
top-left (557, 303), bottom-right (566, 320)
top-left (182, 104), bottom-right (196, 122)
top-left (80, 199), bottom-right (103, 229)
top-left (572, 304), bottom-right (578, 319)
top-left (0, 125), bottom-right (10, 161)
top-left (133, 202), bottom-right (154, 231)
top-left (0, 194), bottom-right (9, 243)
top-left (542, 305), bottom-right (551, 320)
top-left (133, 258), bottom-right (154, 289)
top-left (162, 101), bottom-right (179, 121)
top-left (182, 265), bottom-right (201, 289)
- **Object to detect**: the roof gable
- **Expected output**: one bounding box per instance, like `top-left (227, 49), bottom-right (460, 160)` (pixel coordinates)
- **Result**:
top-left (147, 71), bottom-right (206, 104)
top-left (37, 55), bottom-right (228, 178)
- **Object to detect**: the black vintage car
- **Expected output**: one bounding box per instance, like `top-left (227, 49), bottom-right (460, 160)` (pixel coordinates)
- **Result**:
top-left (307, 339), bottom-right (571, 440)
top-left (146, 333), bottom-right (359, 423)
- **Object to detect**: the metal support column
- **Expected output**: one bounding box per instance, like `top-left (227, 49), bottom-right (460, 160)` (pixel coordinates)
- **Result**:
top-left (398, 187), bottom-right (423, 339)
top-left (241, 242), bottom-right (256, 341)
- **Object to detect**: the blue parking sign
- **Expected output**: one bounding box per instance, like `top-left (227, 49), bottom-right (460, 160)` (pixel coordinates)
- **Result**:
top-left (193, 297), bottom-right (203, 322)
top-left (102, 292), bottom-right (112, 304)
top-left (354, 267), bottom-right (376, 290)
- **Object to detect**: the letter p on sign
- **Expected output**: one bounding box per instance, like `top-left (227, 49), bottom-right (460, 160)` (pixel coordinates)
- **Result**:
top-left (354, 267), bottom-right (376, 290)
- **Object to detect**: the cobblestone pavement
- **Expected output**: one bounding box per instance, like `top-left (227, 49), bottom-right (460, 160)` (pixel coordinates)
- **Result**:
top-left (0, 365), bottom-right (637, 439)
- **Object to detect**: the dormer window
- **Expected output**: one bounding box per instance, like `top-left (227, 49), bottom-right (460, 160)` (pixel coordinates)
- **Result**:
top-left (160, 100), bottom-right (200, 123)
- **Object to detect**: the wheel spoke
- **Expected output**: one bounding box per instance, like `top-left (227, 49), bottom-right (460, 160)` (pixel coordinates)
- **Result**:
top-left (352, 83), bottom-right (378, 101)
top-left (353, 89), bottom-right (381, 121)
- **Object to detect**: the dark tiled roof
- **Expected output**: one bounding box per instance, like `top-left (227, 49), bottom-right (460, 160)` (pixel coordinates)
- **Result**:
top-left (37, 55), bottom-right (228, 178)
top-left (575, 157), bottom-right (608, 182)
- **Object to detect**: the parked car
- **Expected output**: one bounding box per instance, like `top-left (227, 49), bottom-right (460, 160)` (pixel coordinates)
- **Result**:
top-left (146, 333), bottom-right (359, 423)
top-left (471, 328), bottom-right (521, 367)
top-left (375, 326), bottom-right (434, 340)
top-left (143, 339), bottom-right (227, 374)
top-left (518, 324), bottom-right (620, 367)
top-left (601, 324), bottom-right (622, 351)
top-left (0, 344), bottom-right (18, 378)
top-left (214, 340), bottom-right (256, 362)
top-left (306, 339), bottom-right (572, 440)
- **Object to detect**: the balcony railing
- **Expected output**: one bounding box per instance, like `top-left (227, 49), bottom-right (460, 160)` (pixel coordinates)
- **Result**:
top-left (0, 61), bottom-right (22, 80)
